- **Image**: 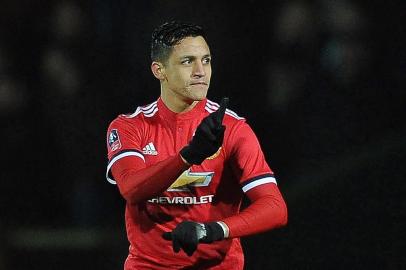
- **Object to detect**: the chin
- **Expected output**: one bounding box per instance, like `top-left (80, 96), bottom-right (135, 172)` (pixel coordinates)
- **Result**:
top-left (193, 92), bottom-right (208, 101)
top-left (186, 90), bottom-right (207, 101)
top-left (183, 85), bottom-right (208, 101)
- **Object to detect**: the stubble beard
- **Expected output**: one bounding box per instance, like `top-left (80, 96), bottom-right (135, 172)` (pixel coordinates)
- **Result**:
top-left (184, 83), bottom-right (209, 102)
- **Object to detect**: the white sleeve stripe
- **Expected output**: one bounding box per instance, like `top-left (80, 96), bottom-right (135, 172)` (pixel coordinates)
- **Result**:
top-left (206, 100), bottom-right (244, 120)
top-left (242, 177), bottom-right (277, 192)
top-left (141, 104), bottom-right (157, 114)
top-left (125, 107), bottom-right (142, 118)
top-left (205, 102), bottom-right (219, 110)
top-left (125, 101), bottom-right (158, 118)
top-left (206, 99), bottom-right (219, 107)
top-left (144, 107), bottom-right (158, 117)
top-left (105, 151), bottom-right (145, 184)
top-left (142, 101), bottom-right (157, 110)
top-left (204, 106), bottom-right (215, 113)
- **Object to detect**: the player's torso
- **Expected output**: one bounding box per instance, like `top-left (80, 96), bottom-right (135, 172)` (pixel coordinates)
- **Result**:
top-left (117, 99), bottom-right (246, 268)
top-left (135, 110), bottom-right (242, 225)
top-left (124, 107), bottom-right (244, 268)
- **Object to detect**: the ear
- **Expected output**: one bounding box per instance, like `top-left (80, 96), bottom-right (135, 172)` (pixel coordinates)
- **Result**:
top-left (151, 61), bottom-right (166, 80)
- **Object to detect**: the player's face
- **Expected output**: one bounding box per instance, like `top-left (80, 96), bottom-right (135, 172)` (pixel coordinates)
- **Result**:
top-left (162, 36), bottom-right (212, 103)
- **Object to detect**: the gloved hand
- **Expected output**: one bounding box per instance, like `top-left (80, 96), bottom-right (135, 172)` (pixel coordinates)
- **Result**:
top-left (180, 97), bottom-right (228, 165)
top-left (162, 221), bottom-right (225, 256)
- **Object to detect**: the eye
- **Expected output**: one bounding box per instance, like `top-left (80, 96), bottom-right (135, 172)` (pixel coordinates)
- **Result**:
top-left (181, 59), bottom-right (192, 65)
top-left (202, 57), bottom-right (211, 64)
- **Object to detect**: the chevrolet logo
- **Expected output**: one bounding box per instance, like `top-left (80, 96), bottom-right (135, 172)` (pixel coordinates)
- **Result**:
top-left (168, 169), bottom-right (214, 191)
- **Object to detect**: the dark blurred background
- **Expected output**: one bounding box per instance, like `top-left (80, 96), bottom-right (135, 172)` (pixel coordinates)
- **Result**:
top-left (1, 0), bottom-right (405, 269)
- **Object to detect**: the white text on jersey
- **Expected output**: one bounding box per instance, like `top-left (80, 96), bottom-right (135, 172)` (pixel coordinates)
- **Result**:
top-left (147, 195), bottom-right (214, 205)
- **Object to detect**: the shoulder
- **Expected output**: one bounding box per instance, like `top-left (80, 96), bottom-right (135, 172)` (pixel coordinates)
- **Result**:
top-left (205, 100), bottom-right (261, 141)
top-left (205, 99), bottom-right (245, 124)
top-left (108, 100), bottom-right (158, 128)
top-left (121, 100), bottom-right (159, 119)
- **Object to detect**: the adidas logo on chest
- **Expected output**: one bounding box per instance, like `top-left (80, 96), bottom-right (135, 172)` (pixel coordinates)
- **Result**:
top-left (142, 142), bottom-right (158, 155)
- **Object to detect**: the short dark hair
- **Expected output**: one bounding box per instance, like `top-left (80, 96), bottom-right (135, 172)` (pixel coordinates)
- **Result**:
top-left (151, 20), bottom-right (207, 63)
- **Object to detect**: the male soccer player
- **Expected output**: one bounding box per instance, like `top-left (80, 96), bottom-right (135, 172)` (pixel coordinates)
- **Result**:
top-left (106, 21), bottom-right (288, 269)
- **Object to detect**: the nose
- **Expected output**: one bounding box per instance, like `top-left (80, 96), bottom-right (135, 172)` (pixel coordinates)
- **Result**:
top-left (192, 61), bottom-right (205, 78)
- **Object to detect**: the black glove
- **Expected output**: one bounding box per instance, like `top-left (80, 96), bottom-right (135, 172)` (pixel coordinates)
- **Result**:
top-left (180, 97), bottom-right (228, 165)
top-left (162, 221), bottom-right (225, 256)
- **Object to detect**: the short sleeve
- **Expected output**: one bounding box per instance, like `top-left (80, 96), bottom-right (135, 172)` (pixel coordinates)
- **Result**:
top-left (105, 116), bottom-right (145, 184)
top-left (227, 121), bottom-right (277, 193)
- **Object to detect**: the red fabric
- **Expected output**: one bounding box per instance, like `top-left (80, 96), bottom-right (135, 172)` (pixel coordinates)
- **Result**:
top-left (111, 154), bottom-right (189, 204)
top-left (222, 183), bottom-right (288, 238)
top-left (225, 119), bottom-right (272, 186)
top-left (124, 238), bottom-right (244, 270)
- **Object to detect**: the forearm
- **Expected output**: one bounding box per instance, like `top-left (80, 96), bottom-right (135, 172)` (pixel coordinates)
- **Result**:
top-left (111, 154), bottom-right (190, 204)
top-left (222, 184), bottom-right (288, 238)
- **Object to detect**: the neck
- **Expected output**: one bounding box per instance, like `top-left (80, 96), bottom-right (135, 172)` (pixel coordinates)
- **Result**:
top-left (160, 87), bottom-right (199, 113)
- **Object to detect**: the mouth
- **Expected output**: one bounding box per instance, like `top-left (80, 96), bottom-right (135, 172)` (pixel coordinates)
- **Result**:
top-left (190, 81), bottom-right (208, 86)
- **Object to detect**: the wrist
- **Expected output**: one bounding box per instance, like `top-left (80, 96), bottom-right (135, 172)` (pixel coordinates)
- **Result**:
top-left (203, 222), bottom-right (226, 242)
top-left (179, 152), bottom-right (192, 166)
top-left (180, 145), bottom-right (205, 165)
top-left (216, 221), bottom-right (230, 238)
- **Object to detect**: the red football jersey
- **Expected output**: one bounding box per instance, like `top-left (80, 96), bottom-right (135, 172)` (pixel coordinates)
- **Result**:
top-left (106, 98), bottom-right (277, 269)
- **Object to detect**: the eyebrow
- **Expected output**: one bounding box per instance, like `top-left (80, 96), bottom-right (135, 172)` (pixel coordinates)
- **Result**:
top-left (180, 54), bottom-right (211, 59)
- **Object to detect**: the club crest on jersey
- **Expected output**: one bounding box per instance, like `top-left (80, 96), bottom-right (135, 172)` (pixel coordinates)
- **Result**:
top-left (108, 129), bottom-right (121, 151)
top-left (167, 169), bottom-right (214, 192)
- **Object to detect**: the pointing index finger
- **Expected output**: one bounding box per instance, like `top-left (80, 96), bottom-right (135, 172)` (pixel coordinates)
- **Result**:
top-left (216, 97), bottom-right (228, 125)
